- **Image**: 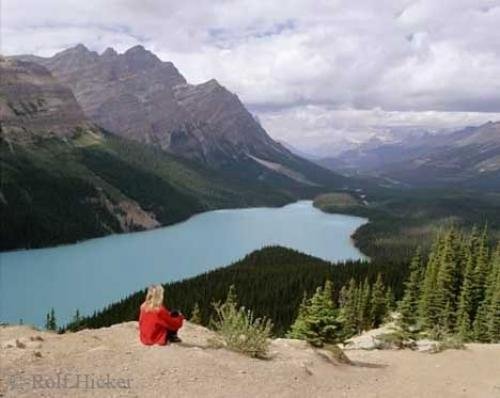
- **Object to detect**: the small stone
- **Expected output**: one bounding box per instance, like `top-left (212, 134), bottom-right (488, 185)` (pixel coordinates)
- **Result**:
top-left (15, 339), bottom-right (26, 349)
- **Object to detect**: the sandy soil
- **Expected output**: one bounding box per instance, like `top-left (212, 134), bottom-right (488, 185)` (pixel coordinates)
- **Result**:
top-left (1, 322), bottom-right (499, 398)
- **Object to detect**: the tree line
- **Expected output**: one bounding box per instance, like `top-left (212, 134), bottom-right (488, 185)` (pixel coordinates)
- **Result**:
top-left (398, 228), bottom-right (499, 343)
top-left (64, 246), bottom-right (408, 335)
top-left (63, 228), bottom-right (499, 344)
top-left (285, 227), bottom-right (499, 345)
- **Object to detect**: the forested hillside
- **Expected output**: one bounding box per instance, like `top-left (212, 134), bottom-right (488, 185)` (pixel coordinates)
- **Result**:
top-left (313, 190), bottom-right (500, 260)
top-left (66, 228), bottom-right (499, 344)
top-left (1, 130), bottom-right (302, 250)
top-left (65, 246), bottom-right (409, 335)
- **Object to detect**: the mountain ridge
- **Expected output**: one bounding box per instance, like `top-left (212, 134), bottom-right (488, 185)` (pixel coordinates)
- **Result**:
top-left (318, 121), bottom-right (500, 190)
top-left (0, 57), bottom-right (349, 250)
top-left (15, 45), bottom-right (294, 168)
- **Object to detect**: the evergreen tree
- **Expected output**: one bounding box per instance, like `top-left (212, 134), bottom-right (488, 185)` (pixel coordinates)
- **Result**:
top-left (45, 312), bottom-right (51, 330)
top-left (399, 248), bottom-right (423, 330)
top-left (287, 292), bottom-right (310, 339)
top-left (418, 233), bottom-right (444, 329)
top-left (385, 286), bottom-right (396, 312)
top-left (338, 285), bottom-right (348, 308)
top-left (190, 302), bottom-right (202, 324)
top-left (456, 232), bottom-right (478, 340)
top-left (370, 273), bottom-right (388, 328)
top-left (486, 274), bottom-right (500, 343)
top-left (339, 278), bottom-right (358, 338)
top-left (357, 278), bottom-right (371, 333)
top-left (474, 244), bottom-right (500, 342)
top-left (471, 228), bottom-right (491, 320)
top-left (45, 308), bottom-right (57, 331)
top-left (72, 309), bottom-right (81, 324)
top-left (473, 302), bottom-right (490, 342)
top-left (287, 281), bottom-right (341, 346)
top-left (434, 229), bottom-right (460, 334)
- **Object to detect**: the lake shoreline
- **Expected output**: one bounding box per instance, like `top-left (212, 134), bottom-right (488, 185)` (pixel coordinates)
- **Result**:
top-left (1, 198), bottom-right (307, 254)
top-left (2, 198), bottom-right (372, 257)
top-left (1, 201), bottom-right (368, 327)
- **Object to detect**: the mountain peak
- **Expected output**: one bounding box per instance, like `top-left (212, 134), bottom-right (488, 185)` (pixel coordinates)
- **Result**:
top-left (101, 47), bottom-right (118, 57)
top-left (52, 43), bottom-right (98, 61)
top-left (125, 44), bottom-right (151, 56)
top-left (123, 45), bottom-right (160, 65)
top-left (74, 43), bottom-right (89, 51)
top-left (68, 43), bottom-right (91, 54)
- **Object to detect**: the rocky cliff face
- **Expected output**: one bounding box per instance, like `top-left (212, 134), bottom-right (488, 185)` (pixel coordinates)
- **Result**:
top-left (0, 57), bottom-right (92, 143)
top-left (19, 45), bottom-right (288, 166)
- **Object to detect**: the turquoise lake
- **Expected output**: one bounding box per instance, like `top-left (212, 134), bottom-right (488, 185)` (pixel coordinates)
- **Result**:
top-left (0, 201), bottom-right (367, 327)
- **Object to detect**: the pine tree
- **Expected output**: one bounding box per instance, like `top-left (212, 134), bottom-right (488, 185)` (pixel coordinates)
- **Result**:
top-left (473, 303), bottom-right (490, 342)
top-left (471, 228), bottom-right (491, 320)
top-left (45, 308), bottom-right (57, 331)
top-left (190, 302), bottom-right (202, 324)
top-left (287, 281), bottom-right (341, 347)
top-left (486, 274), bottom-right (500, 343)
top-left (72, 309), bottom-right (81, 324)
top-left (475, 244), bottom-right (500, 342)
top-left (338, 285), bottom-right (348, 308)
top-left (419, 233), bottom-right (444, 329)
top-left (357, 278), bottom-right (371, 333)
top-left (456, 233), bottom-right (478, 340)
top-left (434, 229), bottom-right (460, 334)
top-left (45, 311), bottom-right (51, 330)
top-left (370, 273), bottom-right (388, 328)
top-left (339, 279), bottom-right (358, 338)
top-left (385, 286), bottom-right (396, 312)
top-left (287, 292), bottom-right (311, 340)
top-left (399, 248), bottom-right (423, 330)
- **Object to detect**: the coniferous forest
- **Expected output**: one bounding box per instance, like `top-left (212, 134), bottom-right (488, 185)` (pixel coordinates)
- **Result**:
top-left (66, 226), bottom-right (499, 343)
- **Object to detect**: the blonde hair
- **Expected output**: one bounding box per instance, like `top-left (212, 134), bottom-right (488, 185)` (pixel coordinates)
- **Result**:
top-left (142, 284), bottom-right (164, 311)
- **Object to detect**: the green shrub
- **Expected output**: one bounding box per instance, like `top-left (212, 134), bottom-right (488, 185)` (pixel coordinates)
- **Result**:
top-left (210, 285), bottom-right (273, 359)
top-left (287, 280), bottom-right (343, 347)
top-left (435, 336), bottom-right (466, 352)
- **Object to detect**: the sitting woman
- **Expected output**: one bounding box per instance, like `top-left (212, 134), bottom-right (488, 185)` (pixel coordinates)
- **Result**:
top-left (139, 284), bottom-right (184, 345)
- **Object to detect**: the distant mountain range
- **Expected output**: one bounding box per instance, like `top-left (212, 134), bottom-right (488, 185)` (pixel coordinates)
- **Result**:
top-left (318, 122), bottom-right (500, 191)
top-left (0, 49), bottom-right (349, 250)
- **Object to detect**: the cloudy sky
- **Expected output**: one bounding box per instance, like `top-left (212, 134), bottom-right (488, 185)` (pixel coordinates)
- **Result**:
top-left (2, 0), bottom-right (500, 152)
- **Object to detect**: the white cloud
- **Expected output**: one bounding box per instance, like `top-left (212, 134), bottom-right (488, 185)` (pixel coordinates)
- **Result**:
top-left (2, 0), bottom-right (500, 149)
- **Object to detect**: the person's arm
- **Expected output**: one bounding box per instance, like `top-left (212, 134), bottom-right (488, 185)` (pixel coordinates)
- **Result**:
top-left (139, 306), bottom-right (144, 326)
top-left (158, 306), bottom-right (184, 330)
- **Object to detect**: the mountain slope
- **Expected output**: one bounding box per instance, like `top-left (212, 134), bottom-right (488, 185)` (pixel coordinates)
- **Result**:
top-left (381, 122), bottom-right (500, 190)
top-left (320, 122), bottom-right (500, 191)
top-left (17, 45), bottom-right (345, 191)
top-left (0, 56), bottom-right (91, 142)
top-left (1, 58), bottom-right (317, 250)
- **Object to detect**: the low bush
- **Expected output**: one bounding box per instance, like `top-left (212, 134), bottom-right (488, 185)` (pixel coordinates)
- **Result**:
top-left (210, 285), bottom-right (273, 359)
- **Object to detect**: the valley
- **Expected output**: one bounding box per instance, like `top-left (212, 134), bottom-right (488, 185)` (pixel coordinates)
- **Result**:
top-left (2, 4), bottom-right (500, 398)
top-left (0, 55), bottom-right (349, 251)
top-left (0, 202), bottom-right (367, 327)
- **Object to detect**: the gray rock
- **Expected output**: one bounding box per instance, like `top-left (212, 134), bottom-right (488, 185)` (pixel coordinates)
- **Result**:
top-left (16, 45), bottom-right (288, 167)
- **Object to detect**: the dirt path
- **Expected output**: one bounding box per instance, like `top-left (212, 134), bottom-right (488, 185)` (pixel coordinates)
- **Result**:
top-left (1, 322), bottom-right (499, 398)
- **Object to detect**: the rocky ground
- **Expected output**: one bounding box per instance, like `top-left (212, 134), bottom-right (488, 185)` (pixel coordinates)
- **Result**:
top-left (1, 322), bottom-right (499, 398)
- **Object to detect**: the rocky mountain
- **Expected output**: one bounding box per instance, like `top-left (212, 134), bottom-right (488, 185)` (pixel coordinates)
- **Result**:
top-left (0, 57), bottom-right (349, 250)
top-left (319, 122), bottom-right (500, 191)
top-left (16, 45), bottom-right (348, 190)
top-left (0, 56), bottom-right (92, 142)
top-left (17, 45), bottom-right (291, 167)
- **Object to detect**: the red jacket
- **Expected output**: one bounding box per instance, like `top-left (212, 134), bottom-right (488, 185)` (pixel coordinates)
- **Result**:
top-left (139, 305), bottom-right (184, 345)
